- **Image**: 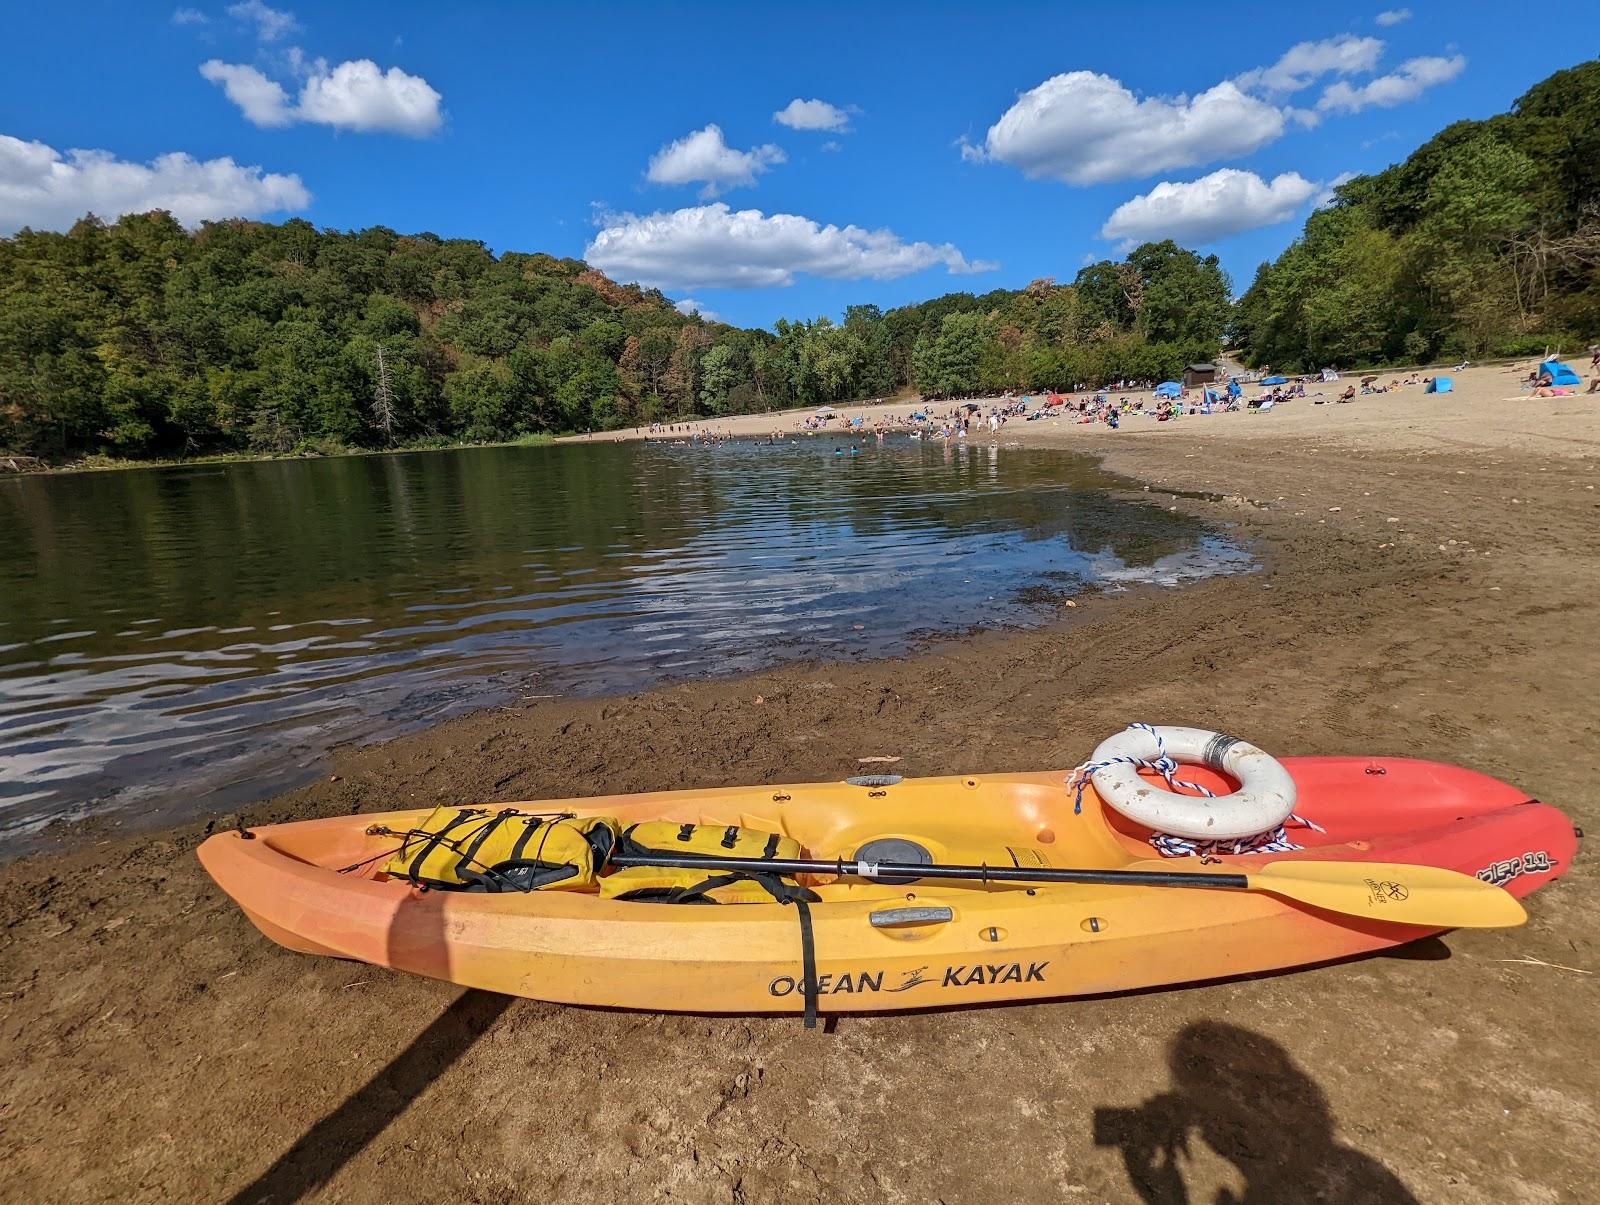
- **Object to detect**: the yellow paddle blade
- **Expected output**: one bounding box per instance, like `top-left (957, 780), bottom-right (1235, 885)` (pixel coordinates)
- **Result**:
top-left (1248, 860), bottom-right (1527, 929)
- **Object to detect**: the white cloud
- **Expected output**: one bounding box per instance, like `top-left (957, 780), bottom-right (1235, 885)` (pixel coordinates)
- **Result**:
top-left (1318, 55), bottom-right (1465, 113)
top-left (1314, 170), bottom-right (1359, 209)
top-left (0, 133), bottom-right (309, 234)
top-left (970, 72), bottom-right (1286, 186)
top-left (673, 298), bottom-right (720, 321)
top-left (820, 140), bottom-right (842, 153)
top-left (294, 59), bottom-right (443, 135)
top-left (201, 57), bottom-right (444, 136)
top-left (773, 98), bottom-right (852, 132)
top-left (172, 7), bottom-right (209, 25)
top-left (1100, 169), bottom-right (1318, 246)
top-left (645, 125), bottom-right (784, 198)
top-left (1375, 8), bottom-right (1412, 26)
top-left (585, 203), bottom-right (997, 290)
top-left (199, 61), bottom-right (293, 127)
top-left (1234, 35), bottom-right (1385, 97)
top-left (228, 0), bottom-right (298, 42)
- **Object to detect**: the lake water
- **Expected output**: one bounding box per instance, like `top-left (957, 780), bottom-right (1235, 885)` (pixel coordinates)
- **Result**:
top-left (0, 438), bottom-right (1250, 841)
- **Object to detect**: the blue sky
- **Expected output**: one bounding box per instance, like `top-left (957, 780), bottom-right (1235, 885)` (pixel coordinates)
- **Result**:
top-left (1, 1), bottom-right (1591, 327)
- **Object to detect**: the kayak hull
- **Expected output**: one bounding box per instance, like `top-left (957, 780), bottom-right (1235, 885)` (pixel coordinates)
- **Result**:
top-left (197, 757), bottom-right (1577, 1013)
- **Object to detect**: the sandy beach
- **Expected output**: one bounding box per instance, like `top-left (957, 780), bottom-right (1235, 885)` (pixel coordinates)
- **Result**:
top-left (569, 360), bottom-right (1600, 458)
top-left (4, 363), bottom-right (1598, 1203)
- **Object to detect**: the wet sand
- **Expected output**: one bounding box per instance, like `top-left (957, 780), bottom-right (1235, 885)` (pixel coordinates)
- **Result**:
top-left (3, 363), bottom-right (1598, 1203)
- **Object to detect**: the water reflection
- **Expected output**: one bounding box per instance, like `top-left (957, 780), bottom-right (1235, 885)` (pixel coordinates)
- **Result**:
top-left (0, 438), bottom-right (1250, 838)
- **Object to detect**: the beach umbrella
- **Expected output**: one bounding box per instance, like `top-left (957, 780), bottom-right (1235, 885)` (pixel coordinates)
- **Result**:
top-left (1538, 359), bottom-right (1581, 386)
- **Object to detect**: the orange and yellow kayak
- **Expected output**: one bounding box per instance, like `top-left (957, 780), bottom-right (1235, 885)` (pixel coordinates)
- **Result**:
top-left (197, 757), bottom-right (1576, 1014)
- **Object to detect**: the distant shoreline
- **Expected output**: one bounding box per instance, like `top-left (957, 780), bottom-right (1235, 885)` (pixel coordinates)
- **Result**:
top-left (6, 354), bottom-right (1571, 472)
top-left (1, 433), bottom-right (556, 478)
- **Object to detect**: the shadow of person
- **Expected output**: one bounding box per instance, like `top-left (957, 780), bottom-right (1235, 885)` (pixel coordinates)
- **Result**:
top-left (1093, 1021), bottom-right (1418, 1205)
top-left (227, 988), bottom-right (513, 1205)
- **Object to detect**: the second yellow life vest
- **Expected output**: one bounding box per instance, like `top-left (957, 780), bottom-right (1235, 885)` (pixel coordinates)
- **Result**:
top-left (599, 821), bottom-right (816, 904)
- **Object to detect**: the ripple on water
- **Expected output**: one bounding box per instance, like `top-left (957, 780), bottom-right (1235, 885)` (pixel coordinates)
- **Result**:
top-left (0, 438), bottom-right (1252, 843)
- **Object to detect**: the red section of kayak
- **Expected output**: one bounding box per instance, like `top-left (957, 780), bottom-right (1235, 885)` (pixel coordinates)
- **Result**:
top-left (1103, 756), bottom-right (1578, 900)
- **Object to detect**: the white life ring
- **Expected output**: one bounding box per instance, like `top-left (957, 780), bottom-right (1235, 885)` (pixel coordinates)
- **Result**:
top-left (1086, 725), bottom-right (1296, 840)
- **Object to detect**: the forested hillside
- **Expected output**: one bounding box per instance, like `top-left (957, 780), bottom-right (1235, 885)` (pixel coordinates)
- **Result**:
top-left (0, 216), bottom-right (711, 460)
top-left (1235, 61), bottom-right (1600, 370)
top-left (0, 210), bottom-right (1227, 461)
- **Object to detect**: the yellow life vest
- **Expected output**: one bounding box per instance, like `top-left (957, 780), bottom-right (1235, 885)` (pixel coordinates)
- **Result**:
top-left (384, 807), bottom-right (618, 892)
top-left (599, 821), bottom-right (816, 904)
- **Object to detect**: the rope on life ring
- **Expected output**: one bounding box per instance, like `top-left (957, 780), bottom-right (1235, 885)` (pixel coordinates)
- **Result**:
top-left (1068, 723), bottom-right (1324, 858)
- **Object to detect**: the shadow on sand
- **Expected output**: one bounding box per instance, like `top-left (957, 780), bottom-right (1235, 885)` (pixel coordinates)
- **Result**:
top-left (228, 988), bottom-right (513, 1205)
top-left (1093, 1020), bottom-right (1418, 1204)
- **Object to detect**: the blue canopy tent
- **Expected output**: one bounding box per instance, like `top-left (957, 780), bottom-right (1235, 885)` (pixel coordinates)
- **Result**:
top-left (1426, 376), bottom-right (1453, 394)
top-left (1154, 381), bottom-right (1182, 399)
top-left (1539, 359), bottom-right (1581, 386)
top-left (1260, 375), bottom-right (1288, 386)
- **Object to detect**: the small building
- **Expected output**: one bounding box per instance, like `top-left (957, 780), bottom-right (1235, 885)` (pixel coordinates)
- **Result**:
top-left (1182, 363), bottom-right (1218, 389)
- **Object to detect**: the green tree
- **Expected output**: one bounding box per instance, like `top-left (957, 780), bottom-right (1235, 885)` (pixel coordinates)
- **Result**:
top-left (913, 312), bottom-right (988, 397)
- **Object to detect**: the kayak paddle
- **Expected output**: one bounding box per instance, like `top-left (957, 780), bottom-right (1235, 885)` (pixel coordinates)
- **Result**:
top-left (607, 852), bottom-right (1527, 929)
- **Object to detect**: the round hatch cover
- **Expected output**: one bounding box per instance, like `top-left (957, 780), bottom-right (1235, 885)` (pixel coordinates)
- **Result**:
top-left (853, 838), bottom-right (932, 884)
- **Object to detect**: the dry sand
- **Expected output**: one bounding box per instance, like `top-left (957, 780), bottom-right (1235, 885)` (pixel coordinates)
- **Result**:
top-left (3, 358), bottom-right (1598, 1203)
top-left (571, 360), bottom-right (1600, 458)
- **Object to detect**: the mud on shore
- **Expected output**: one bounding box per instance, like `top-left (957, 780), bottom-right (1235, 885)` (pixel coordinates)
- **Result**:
top-left (2, 424), bottom-right (1596, 1204)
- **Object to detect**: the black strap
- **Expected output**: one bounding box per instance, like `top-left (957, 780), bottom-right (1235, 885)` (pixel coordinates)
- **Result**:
top-left (507, 815), bottom-right (545, 862)
top-left (762, 832), bottom-right (780, 858)
top-left (664, 872), bottom-right (746, 903)
top-left (676, 823), bottom-right (695, 843)
top-left (407, 810), bottom-right (481, 885)
top-left (454, 812), bottom-right (512, 880)
top-left (612, 861), bottom-right (820, 1027)
top-left (721, 825), bottom-right (739, 849)
top-left (756, 872), bottom-right (817, 904)
top-left (656, 870), bottom-right (819, 907)
top-left (793, 899), bottom-right (818, 1029)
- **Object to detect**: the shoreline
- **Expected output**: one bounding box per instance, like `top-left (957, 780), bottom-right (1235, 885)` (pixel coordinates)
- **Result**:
top-left (561, 359), bottom-right (1598, 455)
top-left (3, 376), bottom-right (1598, 1201)
top-left (10, 354), bottom-right (1573, 476)
top-left (1, 433), bottom-right (556, 477)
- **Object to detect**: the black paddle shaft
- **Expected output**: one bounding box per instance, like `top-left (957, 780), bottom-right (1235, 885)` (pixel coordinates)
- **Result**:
top-left (607, 852), bottom-right (1250, 891)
